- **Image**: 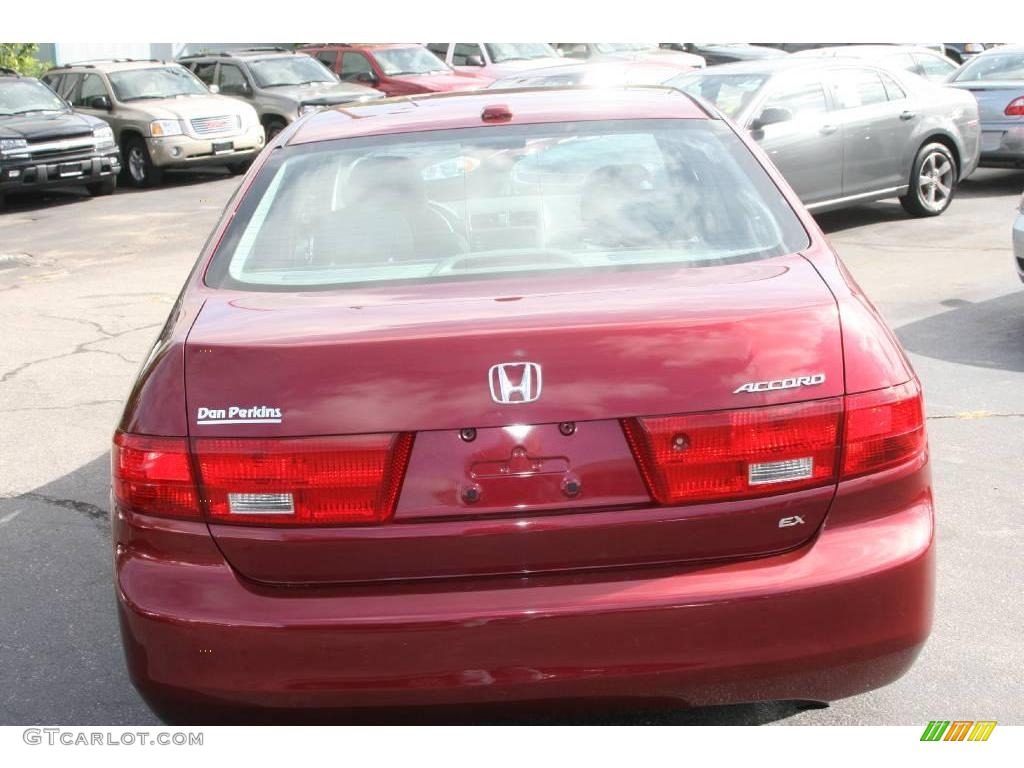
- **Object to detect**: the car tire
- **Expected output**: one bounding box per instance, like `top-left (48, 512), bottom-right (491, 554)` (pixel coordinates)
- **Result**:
top-left (227, 158), bottom-right (253, 175)
top-left (900, 142), bottom-right (957, 218)
top-left (87, 177), bottom-right (117, 196)
top-left (263, 118), bottom-right (287, 141)
top-left (122, 136), bottom-right (164, 188)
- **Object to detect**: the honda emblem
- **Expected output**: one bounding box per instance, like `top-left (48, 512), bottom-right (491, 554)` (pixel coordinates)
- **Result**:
top-left (488, 362), bottom-right (542, 404)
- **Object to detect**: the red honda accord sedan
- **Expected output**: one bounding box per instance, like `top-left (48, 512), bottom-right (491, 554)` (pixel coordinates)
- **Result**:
top-left (112, 86), bottom-right (934, 719)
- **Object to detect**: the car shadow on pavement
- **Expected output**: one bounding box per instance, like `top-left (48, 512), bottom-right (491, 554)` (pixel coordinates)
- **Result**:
top-left (3, 453), bottom-right (824, 726)
top-left (958, 168), bottom-right (1024, 200)
top-left (814, 201), bottom-right (909, 234)
top-left (895, 291), bottom-right (1024, 372)
top-left (0, 167), bottom-right (235, 213)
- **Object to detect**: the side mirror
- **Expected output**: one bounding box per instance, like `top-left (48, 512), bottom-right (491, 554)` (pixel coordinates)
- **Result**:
top-left (88, 95), bottom-right (112, 111)
top-left (355, 70), bottom-right (378, 84)
top-left (208, 83), bottom-right (220, 94)
top-left (750, 106), bottom-right (793, 131)
top-left (464, 55), bottom-right (484, 67)
top-left (221, 82), bottom-right (251, 96)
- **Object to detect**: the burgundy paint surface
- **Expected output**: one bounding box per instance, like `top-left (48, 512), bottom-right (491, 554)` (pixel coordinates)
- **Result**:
top-left (114, 87), bottom-right (933, 715)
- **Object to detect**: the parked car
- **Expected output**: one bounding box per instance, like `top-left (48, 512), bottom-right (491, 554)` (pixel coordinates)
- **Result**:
top-left (944, 43), bottom-right (990, 64)
top-left (671, 59), bottom-right (980, 216)
top-left (43, 59), bottom-right (262, 188)
top-left (179, 48), bottom-right (382, 141)
top-left (1014, 193), bottom-right (1024, 282)
top-left (0, 67), bottom-right (119, 207)
top-left (552, 42), bottom-right (704, 69)
top-left (113, 85), bottom-right (934, 719)
top-left (299, 43), bottom-right (491, 96)
top-left (489, 60), bottom-right (682, 89)
top-left (660, 43), bottom-right (786, 66)
top-left (426, 43), bottom-right (567, 79)
top-left (793, 45), bottom-right (960, 83)
top-left (946, 45), bottom-right (1024, 168)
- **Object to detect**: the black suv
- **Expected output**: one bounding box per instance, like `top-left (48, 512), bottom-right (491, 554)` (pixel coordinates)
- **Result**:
top-left (0, 67), bottom-right (121, 207)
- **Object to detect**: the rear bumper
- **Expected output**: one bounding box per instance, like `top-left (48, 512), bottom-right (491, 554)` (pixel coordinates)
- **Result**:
top-left (115, 460), bottom-right (935, 715)
top-left (146, 126), bottom-right (264, 168)
top-left (979, 124), bottom-right (1024, 166)
top-left (0, 151), bottom-right (120, 192)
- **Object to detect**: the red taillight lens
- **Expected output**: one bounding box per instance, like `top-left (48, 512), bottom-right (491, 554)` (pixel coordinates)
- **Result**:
top-left (112, 432), bottom-right (200, 518)
top-left (624, 382), bottom-right (927, 506)
top-left (1005, 96), bottom-right (1024, 116)
top-left (841, 381), bottom-right (926, 478)
top-left (194, 433), bottom-right (414, 525)
top-left (623, 399), bottom-right (842, 505)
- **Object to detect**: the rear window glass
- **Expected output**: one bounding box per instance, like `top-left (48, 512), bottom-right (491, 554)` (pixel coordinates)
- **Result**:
top-left (953, 51), bottom-right (1024, 82)
top-left (207, 119), bottom-right (809, 291)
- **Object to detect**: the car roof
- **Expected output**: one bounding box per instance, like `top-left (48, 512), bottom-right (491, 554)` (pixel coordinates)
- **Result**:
top-left (308, 43), bottom-right (425, 50)
top-left (288, 85), bottom-right (712, 147)
top-left (681, 57), bottom-right (893, 77)
top-left (52, 59), bottom-right (175, 73)
top-left (180, 48), bottom-right (302, 61)
top-left (971, 44), bottom-right (1024, 55)
top-left (794, 44), bottom-right (945, 58)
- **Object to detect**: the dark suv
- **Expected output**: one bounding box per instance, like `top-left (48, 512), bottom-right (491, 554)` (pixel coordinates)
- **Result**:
top-left (0, 68), bottom-right (120, 207)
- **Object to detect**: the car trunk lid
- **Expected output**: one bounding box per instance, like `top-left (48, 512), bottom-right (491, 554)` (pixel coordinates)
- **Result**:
top-left (185, 255), bottom-right (845, 584)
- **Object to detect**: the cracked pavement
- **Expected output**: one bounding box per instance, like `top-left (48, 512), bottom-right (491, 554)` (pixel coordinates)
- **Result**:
top-left (0, 167), bottom-right (1021, 725)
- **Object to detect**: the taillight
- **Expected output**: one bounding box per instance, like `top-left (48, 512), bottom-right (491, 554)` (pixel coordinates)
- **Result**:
top-left (841, 380), bottom-right (926, 478)
top-left (194, 433), bottom-right (414, 525)
top-left (624, 382), bottom-right (927, 506)
top-left (1005, 96), bottom-right (1024, 116)
top-left (623, 399), bottom-right (843, 505)
top-left (112, 432), bottom-right (200, 518)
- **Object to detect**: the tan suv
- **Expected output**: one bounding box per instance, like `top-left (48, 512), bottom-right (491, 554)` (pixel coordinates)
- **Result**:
top-left (178, 48), bottom-right (382, 140)
top-left (43, 59), bottom-right (264, 187)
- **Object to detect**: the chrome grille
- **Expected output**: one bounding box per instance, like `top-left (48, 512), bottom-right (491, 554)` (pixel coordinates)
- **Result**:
top-left (190, 115), bottom-right (240, 136)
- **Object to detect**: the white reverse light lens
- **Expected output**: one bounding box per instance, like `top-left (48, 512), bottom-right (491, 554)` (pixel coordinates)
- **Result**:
top-left (228, 492), bottom-right (294, 515)
top-left (748, 457), bottom-right (814, 486)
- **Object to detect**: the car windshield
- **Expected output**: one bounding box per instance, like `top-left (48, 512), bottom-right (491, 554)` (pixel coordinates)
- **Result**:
top-left (952, 51), bottom-right (1024, 82)
top-left (595, 43), bottom-right (659, 54)
top-left (108, 66), bottom-right (207, 101)
top-left (484, 43), bottom-right (558, 63)
top-left (374, 47), bottom-right (452, 75)
top-left (208, 119), bottom-right (808, 291)
top-left (669, 72), bottom-right (770, 117)
top-left (0, 78), bottom-right (68, 115)
top-left (249, 56), bottom-right (336, 87)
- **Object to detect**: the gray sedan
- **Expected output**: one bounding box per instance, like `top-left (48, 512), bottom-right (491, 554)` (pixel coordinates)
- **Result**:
top-left (671, 59), bottom-right (980, 216)
top-left (947, 45), bottom-right (1024, 168)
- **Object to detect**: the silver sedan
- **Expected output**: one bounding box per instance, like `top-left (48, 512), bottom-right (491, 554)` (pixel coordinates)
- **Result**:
top-left (671, 58), bottom-right (980, 216)
top-left (947, 45), bottom-right (1024, 168)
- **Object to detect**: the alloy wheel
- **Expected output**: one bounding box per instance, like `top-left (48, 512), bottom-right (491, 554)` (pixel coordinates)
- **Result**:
top-left (917, 150), bottom-right (954, 213)
top-left (128, 146), bottom-right (147, 184)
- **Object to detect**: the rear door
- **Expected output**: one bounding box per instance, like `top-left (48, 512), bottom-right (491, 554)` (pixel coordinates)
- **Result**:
top-left (828, 66), bottom-right (912, 196)
top-left (747, 72), bottom-right (843, 205)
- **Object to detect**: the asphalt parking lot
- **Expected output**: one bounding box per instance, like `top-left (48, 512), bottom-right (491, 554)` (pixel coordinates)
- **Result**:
top-left (0, 167), bottom-right (1021, 726)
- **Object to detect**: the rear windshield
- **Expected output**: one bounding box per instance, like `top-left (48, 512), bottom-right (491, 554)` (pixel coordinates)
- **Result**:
top-left (207, 119), bottom-right (809, 291)
top-left (952, 51), bottom-right (1024, 82)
